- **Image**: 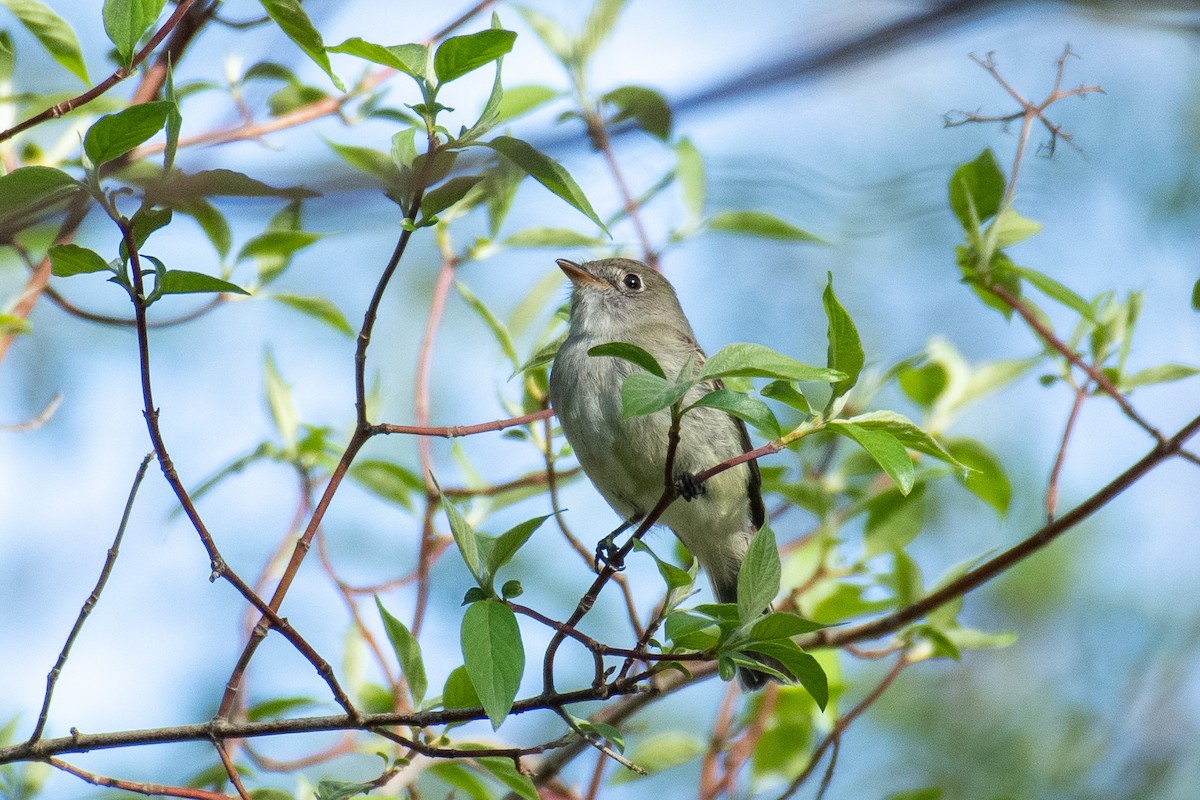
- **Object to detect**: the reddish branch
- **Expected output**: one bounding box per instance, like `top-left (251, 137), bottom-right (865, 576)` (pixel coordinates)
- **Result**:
top-left (775, 655), bottom-right (910, 800)
top-left (0, 0), bottom-right (200, 144)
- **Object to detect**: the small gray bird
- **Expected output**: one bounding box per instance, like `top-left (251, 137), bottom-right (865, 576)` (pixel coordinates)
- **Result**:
top-left (549, 257), bottom-right (772, 690)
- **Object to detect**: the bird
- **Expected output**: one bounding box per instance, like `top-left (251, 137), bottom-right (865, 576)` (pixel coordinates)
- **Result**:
top-left (548, 256), bottom-right (772, 690)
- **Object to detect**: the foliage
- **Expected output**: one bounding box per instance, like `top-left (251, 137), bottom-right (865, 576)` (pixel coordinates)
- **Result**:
top-left (0, 4), bottom-right (1197, 800)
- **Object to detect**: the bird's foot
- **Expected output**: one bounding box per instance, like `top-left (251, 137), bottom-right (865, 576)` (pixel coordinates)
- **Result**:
top-left (594, 532), bottom-right (626, 572)
top-left (675, 471), bottom-right (706, 501)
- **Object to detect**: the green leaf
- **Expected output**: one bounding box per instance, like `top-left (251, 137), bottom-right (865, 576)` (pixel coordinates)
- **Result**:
top-left (327, 37), bottom-right (427, 80)
top-left (948, 148), bottom-right (1005, 232)
top-left (162, 60), bottom-right (181, 173)
top-left (823, 273), bottom-right (864, 401)
top-left (1009, 264), bottom-right (1094, 321)
top-left (577, 0), bottom-right (630, 61)
top-left (700, 342), bottom-right (843, 383)
top-left (157, 270), bottom-right (250, 296)
top-left (632, 540), bottom-right (694, 593)
top-left (83, 101), bottom-right (174, 166)
top-left (442, 665), bottom-right (481, 710)
top-left (272, 294), bottom-right (354, 337)
top-left (263, 353), bottom-right (298, 451)
top-left (603, 85), bottom-right (671, 140)
top-left (0, 315), bottom-right (31, 336)
top-left (245, 695), bottom-right (318, 722)
top-left (675, 137), bottom-right (705, 223)
top-left (421, 175), bottom-right (484, 221)
top-left (737, 523), bottom-right (780, 623)
top-left (991, 206), bottom-right (1042, 248)
top-left (123, 206), bottom-right (172, 258)
top-left (49, 244), bottom-right (110, 277)
top-left (252, 203), bottom-right (305, 285)
top-left (502, 227), bottom-right (603, 248)
top-left (1120, 363), bottom-right (1200, 391)
top-left (828, 421), bottom-right (914, 495)
top-left (434, 28), bottom-right (517, 84)
top-left (707, 210), bottom-right (823, 242)
top-left (515, 6), bottom-right (571, 61)
top-left (256, 0), bottom-right (344, 91)
top-left (313, 779), bottom-right (371, 800)
top-left (0, 0), bottom-right (88, 82)
top-left (428, 763), bottom-right (491, 800)
top-left (689, 388), bottom-right (780, 438)
top-left (946, 438), bottom-right (1010, 515)
top-left (236, 230), bottom-right (322, 263)
top-left (1191, 278), bottom-right (1199, 312)
top-left (103, 0), bottom-right (168, 67)
top-left (760, 380), bottom-right (812, 414)
top-left (891, 550), bottom-right (924, 610)
top-left (839, 410), bottom-right (963, 470)
top-left (587, 341), bottom-right (665, 378)
top-left (620, 372), bottom-right (692, 418)
top-left (249, 790), bottom-right (295, 800)
top-left (739, 640), bottom-right (828, 709)
top-left (375, 597), bottom-right (427, 707)
top-left (664, 610), bottom-right (721, 649)
top-left (348, 459), bottom-right (422, 510)
top-left (460, 599), bottom-right (524, 730)
top-left (482, 136), bottom-right (607, 232)
top-left (145, 168), bottom-right (318, 201)
top-left (0, 166), bottom-right (81, 236)
top-left (746, 612), bottom-right (826, 642)
top-left (455, 36), bottom-right (506, 146)
top-left (325, 139), bottom-right (402, 186)
top-left (886, 788), bottom-right (943, 800)
top-left (864, 485), bottom-right (926, 557)
top-left (611, 731), bottom-right (704, 784)
top-left (487, 514), bottom-right (553, 575)
top-left (897, 361), bottom-right (947, 408)
top-left (474, 755), bottom-right (539, 800)
top-left (0, 32), bottom-right (14, 82)
top-left (495, 84), bottom-right (557, 123)
top-left (440, 490), bottom-right (483, 585)
top-left (456, 280), bottom-right (518, 370)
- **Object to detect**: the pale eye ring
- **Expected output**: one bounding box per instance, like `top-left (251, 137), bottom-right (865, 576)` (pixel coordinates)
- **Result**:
top-left (623, 273), bottom-right (642, 291)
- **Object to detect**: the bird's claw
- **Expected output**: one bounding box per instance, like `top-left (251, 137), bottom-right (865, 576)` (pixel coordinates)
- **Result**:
top-left (594, 533), bottom-right (625, 572)
top-left (675, 471), bottom-right (706, 501)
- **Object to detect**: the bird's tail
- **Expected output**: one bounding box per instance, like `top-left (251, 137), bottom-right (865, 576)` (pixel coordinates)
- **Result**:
top-left (712, 573), bottom-right (781, 692)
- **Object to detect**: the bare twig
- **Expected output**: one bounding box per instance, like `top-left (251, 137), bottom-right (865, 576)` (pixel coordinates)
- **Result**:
top-left (214, 740), bottom-right (252, 800)
top-left (48, 757), bottom-right (233, 800)
top-left (0, 393), bottom-right (62, 432)
top-left (27, 453), bottom-right (153, 743)
top-left (1046, 380), bottom-right (1089, 520)
top-left (775, 655), bottom-right (909, 800)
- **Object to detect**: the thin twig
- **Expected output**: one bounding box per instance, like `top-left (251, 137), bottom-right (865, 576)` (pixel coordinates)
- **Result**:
top-left (374, 407), bottom-right (553, 437)
top-left (27, 453), bottom-right (153, 743)
top-left (0, 0), bottom-right (200, 144)
top-left (48, 757), bottom-right (233, 800)
top-left (1046, 380), bottom-right (1088, 521)
top-left (989, 282), bottom-right (1162, 443)
top-left (214, 740), bottom-right (252, 800)
top-left (774, 655), bottom-right (909, 800)
top-left (0, 393), bottom-right (62, 432)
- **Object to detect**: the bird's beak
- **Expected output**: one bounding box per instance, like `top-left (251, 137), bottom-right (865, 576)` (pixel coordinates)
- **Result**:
top-left (556, 258), bottom-right (607, 289)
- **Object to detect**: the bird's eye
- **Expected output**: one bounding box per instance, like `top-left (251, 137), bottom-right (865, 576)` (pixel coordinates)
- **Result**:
top-left (623, 273), bottom-right (642, 291)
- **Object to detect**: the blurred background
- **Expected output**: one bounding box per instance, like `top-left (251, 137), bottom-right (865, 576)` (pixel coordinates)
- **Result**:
top-left (2, 1), bottom-right (1199, 798)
